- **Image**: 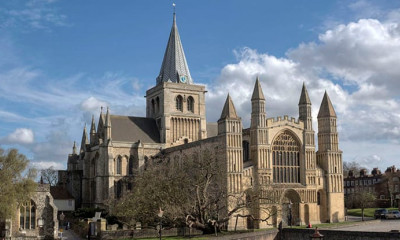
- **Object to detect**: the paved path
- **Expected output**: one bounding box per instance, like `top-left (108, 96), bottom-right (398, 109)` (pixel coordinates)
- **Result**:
top-left (333, 219), bottom-right (400, 232)
top-left (59, 229), bottom-right (84, 240)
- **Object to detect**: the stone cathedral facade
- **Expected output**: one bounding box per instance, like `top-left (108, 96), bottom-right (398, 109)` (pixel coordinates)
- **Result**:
top-left (65, 13), bottom-right (345, 229)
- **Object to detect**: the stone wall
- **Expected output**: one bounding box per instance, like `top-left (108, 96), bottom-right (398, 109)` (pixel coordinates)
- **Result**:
top-left (99, 227), bottom-right (203, 240)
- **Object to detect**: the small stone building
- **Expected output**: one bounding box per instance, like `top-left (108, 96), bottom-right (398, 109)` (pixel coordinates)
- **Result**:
top-left (6, 183), bottom-right (59, 239)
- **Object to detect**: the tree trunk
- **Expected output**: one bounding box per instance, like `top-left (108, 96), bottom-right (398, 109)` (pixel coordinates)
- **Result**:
top-left (361, 208), bottom-right (364, 221)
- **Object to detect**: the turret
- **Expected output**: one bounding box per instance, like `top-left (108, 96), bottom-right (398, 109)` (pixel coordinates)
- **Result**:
top-left (218, 94), bottom-right (245, 230)
top-left (251, 77), bottom-right (266, 129)
top-left (316, 91), bottom-right (344, 223)
top-left (72, 141), bottom-right (77, 155)
top-left (298, 82), bottom-right (312, 131)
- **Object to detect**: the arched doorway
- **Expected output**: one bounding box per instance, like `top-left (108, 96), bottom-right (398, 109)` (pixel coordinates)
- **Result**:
top-left (281, 189), bottom-right (301, 226)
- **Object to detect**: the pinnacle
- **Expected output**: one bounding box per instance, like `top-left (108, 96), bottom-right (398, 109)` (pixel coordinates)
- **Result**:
top-left (299, 82), bottom-right (311, 105)
top-left (251, 77), bottom-right (265, 100)
top-left (317, 91), bottom-right (337, 118)
top-left (220, 94), bottom-right (238, 119)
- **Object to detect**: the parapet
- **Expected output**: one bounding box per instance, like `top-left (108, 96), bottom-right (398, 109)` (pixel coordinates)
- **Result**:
top-left (266, 115), bottom-right (304, 129)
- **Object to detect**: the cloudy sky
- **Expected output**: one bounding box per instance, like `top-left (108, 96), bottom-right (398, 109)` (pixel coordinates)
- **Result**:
top-left (0, 0), bottom-right (399, 172)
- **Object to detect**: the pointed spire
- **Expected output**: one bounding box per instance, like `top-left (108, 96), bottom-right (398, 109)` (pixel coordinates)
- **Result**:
top-left (156, 12), bottom-right (193, 84)
top-left (220, 94), bottom-right (238, 119)
top-left (105, 107), bottom-right (111, 127)
top-left (72, 141), bottom-right (77, 155)
top-left (251, 76), bottom-right (265, 100)
top-left (299, 82), bottom-right (311, 105)
top-left (80, 125), bottom-right (89, 153)
top-left (90, 115), bottom-right (96, 134)
top-left (318, 91), bottom-right (337, 118)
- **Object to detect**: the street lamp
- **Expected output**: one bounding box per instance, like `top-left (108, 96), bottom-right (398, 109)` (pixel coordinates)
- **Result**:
top-left (157, 208), bottom-right (164, 240)
top-left (288, 200), bottom-right (292, 227)
top-left (37, 218), bottom-right (44, 228)
top-left (310, 227), bottom-right (324, 240)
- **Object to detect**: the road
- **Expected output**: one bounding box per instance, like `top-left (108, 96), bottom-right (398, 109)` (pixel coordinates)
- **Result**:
top-left (334, 219), bottom-right (400, 232)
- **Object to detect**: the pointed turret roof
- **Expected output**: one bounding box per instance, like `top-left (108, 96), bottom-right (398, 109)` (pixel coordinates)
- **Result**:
top-left (80, 125), bottom-right (89, 153)
top-left (90, 115), bottom-right (96, 134)
top-left (299, 82), bottom-right (311, 105)
top-left (105, 107), bottom-right (111, 127)
top-left (220, 94), bottom-right (238, 119)
top-left (251, 77), bottom-right (265, 100)
top-left (318, 91), bottom-right (337, 118)
top-left (156, 13), bottom-right (193, 84)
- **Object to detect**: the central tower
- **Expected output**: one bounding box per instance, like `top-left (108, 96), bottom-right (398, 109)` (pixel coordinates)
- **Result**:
top-left (146, 13), bottom-right (207, 146)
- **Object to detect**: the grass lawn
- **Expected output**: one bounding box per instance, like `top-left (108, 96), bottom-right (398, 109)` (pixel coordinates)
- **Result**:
top-left (347, 207), bottom-right (398, 217)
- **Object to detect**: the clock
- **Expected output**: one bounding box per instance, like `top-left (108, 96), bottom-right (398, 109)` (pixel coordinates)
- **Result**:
top-left (179, 75), bottom-right (187, 83)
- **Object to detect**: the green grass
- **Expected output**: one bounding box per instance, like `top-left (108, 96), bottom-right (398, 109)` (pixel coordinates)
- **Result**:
top-left (347, 208), bottom-right (397, 217)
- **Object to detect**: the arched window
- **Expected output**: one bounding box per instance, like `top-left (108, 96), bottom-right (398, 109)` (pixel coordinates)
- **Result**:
top-left (242, 141), bottom-right (250, 161)
top-left (176, 95), bottom-right (183, 111)
top-left (187, 96), bottom-right (194, 112)
top-left (116, 180), bottom-right (122, 199)
top-left (117, 156), bottom-right (122, 175)
top-left (20, 200), bottom-right (36, 230)
top-left (317, 192), bottom-right (321, 205)
top-left (156, 97), bottom-right (160, 113)
top-left (151, 99), bottom-right (155, 115)
top-left (272, 131), bottom-right (300, 183)
top-left (128, 156), bottom-right (134, 175)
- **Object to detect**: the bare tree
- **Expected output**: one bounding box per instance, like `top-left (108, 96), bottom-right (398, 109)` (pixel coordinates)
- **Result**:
top-left (112, 148), bottom-right (279, 233)
top-left (343, 161), bottom-right (363, 177)
top-left (352, 190), bottom-right (376, 221)
top-left (40, 166), bottom-right (58, 186)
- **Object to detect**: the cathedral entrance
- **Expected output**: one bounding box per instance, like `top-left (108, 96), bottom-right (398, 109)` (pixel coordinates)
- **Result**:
top-left (281, 189), bottom-right (301, 226)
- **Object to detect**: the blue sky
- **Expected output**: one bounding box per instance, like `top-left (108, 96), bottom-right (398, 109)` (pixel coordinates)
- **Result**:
top-left (1, 0), bottom-right (400, 172)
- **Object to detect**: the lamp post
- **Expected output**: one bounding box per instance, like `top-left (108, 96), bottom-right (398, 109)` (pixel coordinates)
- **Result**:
top-left (157, 208), bottom-right (164, 240)
top-left (310, 227), bottom-right (324, 240)
top-left (288, 200), bottom-right (292, 227)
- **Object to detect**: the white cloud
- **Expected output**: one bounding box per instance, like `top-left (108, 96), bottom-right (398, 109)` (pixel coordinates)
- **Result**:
top-left (31, 161), bottom-right (64, 170)
top-left (80, 97), bottom-right (108, 113)
top-left (1, 0), bottom-right (68, 31)
top-left (1, 128), bottom-right (34, 144)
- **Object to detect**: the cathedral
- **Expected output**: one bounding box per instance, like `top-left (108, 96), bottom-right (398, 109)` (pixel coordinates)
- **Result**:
top-left (65, 12), bottom-right (345, 229)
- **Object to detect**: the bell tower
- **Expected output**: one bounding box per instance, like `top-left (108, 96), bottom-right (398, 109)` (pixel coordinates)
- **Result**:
top-left (145, 13), bottom-right (207, 146)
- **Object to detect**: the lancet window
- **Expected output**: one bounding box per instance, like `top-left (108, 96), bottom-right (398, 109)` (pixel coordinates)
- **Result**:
top-left (176, 95), bottom-right (183, 111)
top-left (19, 200), bottom-right (36, 230)
top-left (187, 96), bottom-right (194, 112)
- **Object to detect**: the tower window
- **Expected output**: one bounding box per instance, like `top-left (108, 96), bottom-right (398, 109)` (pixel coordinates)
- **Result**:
top-left (187, 96), bottom-right (194, 112)
top-left (151, 99), bottom-right (155, 115)
top-left (117, 156), bottom-right (122, 175)
top-left (176, 95), bottom-right (183, 111)
top-left (156, 97), bottom-right (160, 113)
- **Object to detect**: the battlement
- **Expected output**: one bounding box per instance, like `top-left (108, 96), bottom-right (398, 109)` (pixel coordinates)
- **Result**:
top-left (266, 115), bottom-right (304, 129)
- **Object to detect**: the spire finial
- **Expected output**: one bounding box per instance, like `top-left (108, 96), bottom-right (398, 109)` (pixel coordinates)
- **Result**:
top-left (100, 106), bottom-right (103, 114)
top-left (173, 3), bottom-right (176, 14)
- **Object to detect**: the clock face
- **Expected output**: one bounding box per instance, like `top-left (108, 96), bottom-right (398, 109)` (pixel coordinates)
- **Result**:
top-left (180, 75), bottom-right (187, 83)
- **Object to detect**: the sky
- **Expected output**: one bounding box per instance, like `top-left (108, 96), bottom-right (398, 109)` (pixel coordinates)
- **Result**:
top-left (0, 0), bottom-right (400, 172)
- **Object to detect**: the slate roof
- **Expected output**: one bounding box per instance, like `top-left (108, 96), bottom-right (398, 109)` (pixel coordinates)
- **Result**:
top-left (50, 186), bottom-right (74, 200)
top-left (206, 122), bottom-right (218, 138)
top-left (156, 13), bottom-right (193, 85)
top-left (318, 91), bottom-right (337, 118)
top-left (110, 115), bottom-right (160, 143)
